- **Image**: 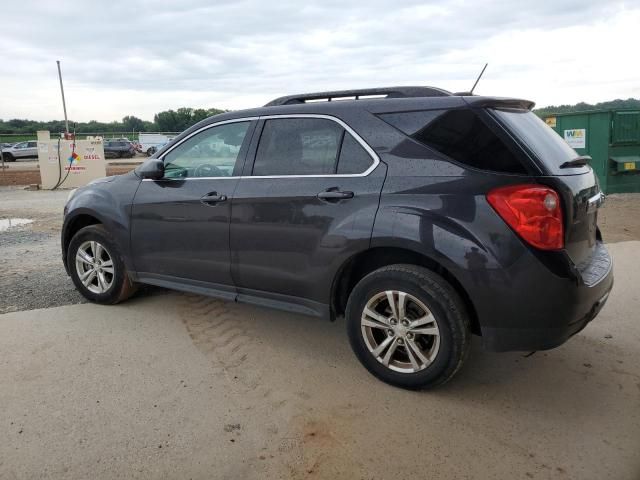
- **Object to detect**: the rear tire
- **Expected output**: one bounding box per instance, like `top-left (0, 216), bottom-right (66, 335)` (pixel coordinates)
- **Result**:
top-left (346, 264), bottom-right (471, 390)
top-left (67, 225), bottom-right (137, 304)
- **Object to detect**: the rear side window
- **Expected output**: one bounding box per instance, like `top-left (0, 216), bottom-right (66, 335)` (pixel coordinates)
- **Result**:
top-left (380, 109), bottom-right (526, 174)
top-left (253, 117), bottom-right (374, 176)
top-left (253, 118), bottom-right (342, 175)
top-left (252, 118), bottom-right (330, 175)
top-left (337, 134), bottom-right (373, 174)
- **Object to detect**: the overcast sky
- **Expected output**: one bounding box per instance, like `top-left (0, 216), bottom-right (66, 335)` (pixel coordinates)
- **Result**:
top-left (1, 0), bottom-right (638, 122)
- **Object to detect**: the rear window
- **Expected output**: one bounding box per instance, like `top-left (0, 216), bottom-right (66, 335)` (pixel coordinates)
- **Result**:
top-left (492, 109), bottom-right (582, 172)
top-left (380, 109), bottom-right (526, 174)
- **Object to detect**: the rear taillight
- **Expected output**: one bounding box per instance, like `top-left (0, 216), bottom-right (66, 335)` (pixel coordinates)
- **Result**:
top-left (487, 184), bottom-right (564, 250)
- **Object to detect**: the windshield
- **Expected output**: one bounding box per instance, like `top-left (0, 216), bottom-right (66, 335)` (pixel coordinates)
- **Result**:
top-left (492, 109), bottom-right (587, 173)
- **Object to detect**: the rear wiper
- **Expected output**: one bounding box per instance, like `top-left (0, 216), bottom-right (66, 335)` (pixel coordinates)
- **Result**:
top-left (559, 155), bottom-right (591, 169)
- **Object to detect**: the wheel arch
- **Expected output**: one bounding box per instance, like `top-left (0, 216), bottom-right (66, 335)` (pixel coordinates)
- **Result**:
top-left (61, 211), bottom-right (104, 272)
top-left (330, 246), bottom-right (481, 335)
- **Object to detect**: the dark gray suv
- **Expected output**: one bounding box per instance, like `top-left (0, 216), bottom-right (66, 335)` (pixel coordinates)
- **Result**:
top-left (62, 87), bottom-right (613, 389)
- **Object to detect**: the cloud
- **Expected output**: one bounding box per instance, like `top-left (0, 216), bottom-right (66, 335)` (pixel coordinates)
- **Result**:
top-left (0, 0), bottom-right (637, 121)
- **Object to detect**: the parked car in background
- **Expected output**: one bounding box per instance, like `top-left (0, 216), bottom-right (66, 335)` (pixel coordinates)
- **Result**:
top-left (1, 140), bottom-right (37, 161)
top-left (138, 133), bottom-right (176, 156)
top-left (62, 86), bottom-right (613, 390)
top-left (145, 142), bottom-right (169, 156)
top-left (103, 140), bottom-right (136, 159)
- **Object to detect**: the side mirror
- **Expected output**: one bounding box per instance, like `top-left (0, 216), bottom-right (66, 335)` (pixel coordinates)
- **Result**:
top-left (137, 158), bottom-right (165, 180)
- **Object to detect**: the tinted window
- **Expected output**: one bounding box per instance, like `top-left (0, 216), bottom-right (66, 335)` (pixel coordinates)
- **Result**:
top-left (492, 109), bottom-right (583, 173)
top-left (337, 134), bottom-right (373, 174)
top-left (164, 121), bottom-right (250, 178)
top-left (253, 118), bottom-right (342, 176)
top-left (378, 110), bottom-right (443, 136)
top-left (27, 141), bottom-right (37, 147)
top-left (380, 109), bottom-right (526, 174)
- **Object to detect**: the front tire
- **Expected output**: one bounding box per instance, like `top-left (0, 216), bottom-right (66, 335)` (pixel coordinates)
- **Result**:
top-left (346, 264), bottom-right (471, 390)
top-left (3, 153), bottom-right (14, 162)
top-left (67, 225), bottom-right (137, 304)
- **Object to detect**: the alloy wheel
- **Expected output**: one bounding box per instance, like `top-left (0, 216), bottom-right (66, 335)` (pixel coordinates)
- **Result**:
top-left (75, 240), bottom-right (115, 294)
top-left (361, 290), bottom-right (440, 373)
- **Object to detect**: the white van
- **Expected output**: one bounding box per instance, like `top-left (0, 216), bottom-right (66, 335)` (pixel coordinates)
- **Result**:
top-left (138, 133), bottom-right (176, 156)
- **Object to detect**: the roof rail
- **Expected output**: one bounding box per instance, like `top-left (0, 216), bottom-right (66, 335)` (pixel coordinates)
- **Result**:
top-left (264, 86), bottom-right (452, 107)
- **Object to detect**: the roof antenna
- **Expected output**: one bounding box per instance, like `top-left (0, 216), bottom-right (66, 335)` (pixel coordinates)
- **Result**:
top-left (469, 63), bottom-right (488, 95)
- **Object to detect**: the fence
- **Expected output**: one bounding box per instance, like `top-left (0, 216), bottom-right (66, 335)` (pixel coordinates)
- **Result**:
top-left (0, 132), bottom-right (180, 144)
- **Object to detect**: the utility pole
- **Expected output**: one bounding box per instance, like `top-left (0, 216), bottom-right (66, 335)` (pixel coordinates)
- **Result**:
top-left (57, 60), bottom-right (69, 134)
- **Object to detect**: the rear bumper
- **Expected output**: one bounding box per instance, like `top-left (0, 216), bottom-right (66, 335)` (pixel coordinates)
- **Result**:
top-left (480, 242), bottom-right (614, 352)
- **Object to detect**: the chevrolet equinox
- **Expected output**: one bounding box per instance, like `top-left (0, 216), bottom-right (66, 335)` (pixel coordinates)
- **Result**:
top-left (62, 86), bottom-right (614, 389)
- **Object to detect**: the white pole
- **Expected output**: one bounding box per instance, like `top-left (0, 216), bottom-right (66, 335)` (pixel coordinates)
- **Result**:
top-left (57, 60), bottom-right (69, 134)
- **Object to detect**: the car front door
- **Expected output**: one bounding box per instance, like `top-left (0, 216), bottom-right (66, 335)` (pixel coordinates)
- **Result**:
top-left (131, 119), bottom-right (256, 298)
top-left (230, 115), bottom-right (386, 314)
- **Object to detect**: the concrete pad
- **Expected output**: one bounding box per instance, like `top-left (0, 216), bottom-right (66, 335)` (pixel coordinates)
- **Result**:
top-left (1, 242), bottom-right (639, 479)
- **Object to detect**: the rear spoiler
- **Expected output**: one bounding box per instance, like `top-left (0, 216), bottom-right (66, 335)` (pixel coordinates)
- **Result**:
top-left (462, 96), bottom-right (535, 111)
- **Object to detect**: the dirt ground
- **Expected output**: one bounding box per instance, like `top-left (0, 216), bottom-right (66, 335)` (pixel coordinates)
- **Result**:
top-left (1, 240), bottom-right (639, 479)
top-left (598, 193), bottom-right (640, 242)
top-left (0, 165), bottom-right (136, 187)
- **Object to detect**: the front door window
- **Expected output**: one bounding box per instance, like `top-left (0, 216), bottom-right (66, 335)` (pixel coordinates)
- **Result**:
top-left (164, 122), bottom-right (250, 178)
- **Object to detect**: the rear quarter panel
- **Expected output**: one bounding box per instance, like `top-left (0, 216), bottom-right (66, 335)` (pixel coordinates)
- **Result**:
top-left (371, 145), bottom-right (581, 335)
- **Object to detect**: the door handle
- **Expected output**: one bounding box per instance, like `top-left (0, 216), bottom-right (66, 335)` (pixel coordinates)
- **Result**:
top-left (317, 189), bottom-right (354, 201)
top-left (201, 192), bottom-right (228, 205)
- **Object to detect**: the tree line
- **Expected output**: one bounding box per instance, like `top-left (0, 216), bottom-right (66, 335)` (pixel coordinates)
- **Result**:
top-left (0, 107), bottom-right (228, 135)
top-left (534, 98), bottom-right (640, 118)
top-left (2, 98), bottom-right (638, 135)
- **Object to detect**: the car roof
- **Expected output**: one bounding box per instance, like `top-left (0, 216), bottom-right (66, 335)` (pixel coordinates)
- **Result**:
top-left (197, 87), bottom-right (533, 124)
top-left (163, 86), bottom-right (534, 154)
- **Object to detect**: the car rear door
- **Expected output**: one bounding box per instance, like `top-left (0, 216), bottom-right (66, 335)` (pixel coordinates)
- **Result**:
top-left (25, 141), bottom-right (38, 157)
top-left (230, 115), bottom-right (386, 314)
top-left (130, 119), bottom-right (256, 297)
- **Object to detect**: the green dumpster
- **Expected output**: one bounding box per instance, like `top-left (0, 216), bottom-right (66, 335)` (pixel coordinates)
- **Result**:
top-left (543, 109), bottom-right (640, 194)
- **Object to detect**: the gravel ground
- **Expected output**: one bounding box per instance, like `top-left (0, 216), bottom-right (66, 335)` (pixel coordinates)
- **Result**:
top-left (1, 186), bottom-right (639, 314)
top-left (0, 188), bottom-right (84, 313)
